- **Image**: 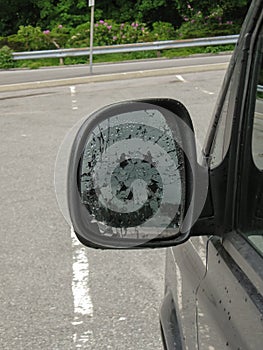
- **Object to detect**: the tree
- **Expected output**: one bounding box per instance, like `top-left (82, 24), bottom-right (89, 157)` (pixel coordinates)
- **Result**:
top-left (0, 0), bottom-right (250, 37)
top-left (96, 0), bottom-right (181, 28)
top-left (173, 0), bottom-right (249, 21)
top-left (0, 0), bottom-right (40, 36)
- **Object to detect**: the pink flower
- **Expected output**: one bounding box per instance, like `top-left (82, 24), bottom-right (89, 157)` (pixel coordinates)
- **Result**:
top-left (187, 4), bottom-right (191, 9)
top-left (43, 30), bottom-right (50, 34)
top-left (99, 20), bottom-right (104, 24)
top-left (113, 36), bottom-right (117, 41)
top-left (184, 17), bottom-right (189, 22)
top-left (95, 23), bottom-right (99, 27)
top-left (58, 24), bottom-right (63, 28)
top-left (107, 25), bottom-right (112, 30)
top-left (191, 20), bottom-right (195, 23)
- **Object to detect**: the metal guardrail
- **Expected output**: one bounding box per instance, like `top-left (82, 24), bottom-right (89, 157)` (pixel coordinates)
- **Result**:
top-left (12, 35), bottom-right (239, 61)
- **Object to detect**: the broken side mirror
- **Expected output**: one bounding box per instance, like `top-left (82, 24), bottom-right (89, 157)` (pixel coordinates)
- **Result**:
top-left (56, 99), bottom-right (208, 249)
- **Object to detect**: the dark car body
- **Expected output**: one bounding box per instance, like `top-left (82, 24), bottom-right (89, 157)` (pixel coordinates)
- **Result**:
top-left (160, 1), bottom-right (263, 349)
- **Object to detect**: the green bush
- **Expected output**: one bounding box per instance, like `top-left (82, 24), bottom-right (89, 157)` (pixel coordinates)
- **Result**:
top-left (15, 25), bottom-right (48, 51)
top-left (67, 22), bottom-right (91, 47)
top-left (151, 22), bottom-right (176, 41)
top-left (176, 6), bottom-right (241, 39)
top-left (43, 24), bottom-right (71, 49)
top-left (7, 34), bottom-right (26, 51)
top-left (0, 46), bottom-right (15, 69)
top-left (68, 20), bottom-right (153, 47)
top-left (0, 36), bottom-right (8, 47)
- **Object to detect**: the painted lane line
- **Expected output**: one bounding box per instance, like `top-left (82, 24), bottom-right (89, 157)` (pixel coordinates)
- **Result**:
top-left (175, 74), bottom-right (187, 83)
top-left (71, 226), bottom-right (93, 319)
top-left (195, 86), bottom-right (215, 95)
top-left (70, 86), bottom-right (79, 110)
top-left (201, 89), bottom-right (215, 95)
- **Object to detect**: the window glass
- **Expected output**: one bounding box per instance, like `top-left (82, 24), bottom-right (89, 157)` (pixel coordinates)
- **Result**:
top-left (252, 58), bottom-right (263, 169)
top-left (240, 33), bottom-right (263, 256)
top-left (210, 60), bottom-right (241, 168)
top-left (210, 89), bottom-right (231, 168)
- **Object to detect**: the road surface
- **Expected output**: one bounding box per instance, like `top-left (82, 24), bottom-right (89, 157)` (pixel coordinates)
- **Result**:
top-left (0, 54), bottom-right (230, 85)
top-left (0, 68), bottom-right (225, 349)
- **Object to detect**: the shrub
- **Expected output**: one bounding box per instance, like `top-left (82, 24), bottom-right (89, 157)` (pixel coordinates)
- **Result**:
top-left (68, 22), bottom-right (91, 47)
top-left (15, 25), bottom-right (48, 51)
top-left (68, 20), bottom-right (155, 48)
top-left (176, 6), bottom-right (241, 39)
top-left (0, 46), bottom-right (15, 69)
top-left (43, 24), bottom-right (70, 49)
top-left (151, 22), bottom-right (176, 41)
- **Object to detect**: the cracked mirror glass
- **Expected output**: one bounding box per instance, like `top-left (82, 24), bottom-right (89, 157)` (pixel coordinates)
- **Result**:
top-left (78, 108), bottom-right (185, 240)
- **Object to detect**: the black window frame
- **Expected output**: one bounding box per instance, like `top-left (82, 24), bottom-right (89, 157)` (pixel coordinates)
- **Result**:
top-left (235, 19), bottom-right (263, 257)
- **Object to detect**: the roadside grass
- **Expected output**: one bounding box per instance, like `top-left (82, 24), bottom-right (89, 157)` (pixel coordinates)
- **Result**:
top-left (13, 45), bottom-right (235, 70)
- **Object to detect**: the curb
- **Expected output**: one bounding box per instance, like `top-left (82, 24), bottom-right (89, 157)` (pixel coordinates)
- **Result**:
top-left (0, 62), bottom-right (228, 92)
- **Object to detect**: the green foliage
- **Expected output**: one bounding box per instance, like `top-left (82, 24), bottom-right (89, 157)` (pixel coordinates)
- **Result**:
top-left (34, 0), bottom-right (90, 28)
top-left (15, 25), bottom-right (48, 50)
top-left (176, 5), bottom-right (242, 39)
top-left (0, 46), bottom-right (15, 69)
top-left (0, 0), bottom-right (250, 69)
top-left (68, 20), bottom-right (153, 47)
top-left (92, 20), bottom-right (151, 46)
top-left (0, 0), bottom-right (249, 38)
top-left (43, 24), bottom-right (71, 49)
top-left (0, 36), bottom-right (8, 47)
top-left (67, 22), bottom-right (91, 48)
top-left (1, 20), bottom-right (178, 57)
top-left (16, 58), bottom-right (61, 69)
top-left (173, 0), bottom-right (248, 17)
top-left (152, 22), bottom-right (176, 40)
top-left (0, 0), bottom-right (40, 36)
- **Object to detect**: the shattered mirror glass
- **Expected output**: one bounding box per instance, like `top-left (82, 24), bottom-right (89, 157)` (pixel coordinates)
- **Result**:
top-left (78, 108), bottom-right (185, 240)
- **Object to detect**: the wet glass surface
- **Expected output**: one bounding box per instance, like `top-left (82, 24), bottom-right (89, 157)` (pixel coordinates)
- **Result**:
top-left (79, 108), bottom-right (185, 240)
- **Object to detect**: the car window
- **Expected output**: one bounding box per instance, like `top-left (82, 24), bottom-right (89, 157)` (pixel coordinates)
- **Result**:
top-left (252, 58), bottom-right (263, 169)
top-left (239, 31), bottom-right (263, 256)
top-left (210, 56), bottom-right (242, 168)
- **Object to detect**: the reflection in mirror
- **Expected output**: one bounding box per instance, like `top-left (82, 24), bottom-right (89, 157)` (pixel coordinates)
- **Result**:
top-left (78, 108), bottom-right (185, 241)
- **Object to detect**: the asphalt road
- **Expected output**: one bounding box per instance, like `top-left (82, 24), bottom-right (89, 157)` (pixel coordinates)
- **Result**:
top-left (0, 54), bottom-right (230, 85)
top-left (0, 69), bottom-right (225, 349)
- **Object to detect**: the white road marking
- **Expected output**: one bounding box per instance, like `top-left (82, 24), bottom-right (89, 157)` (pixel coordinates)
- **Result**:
top-left (70, 86), bottom-right (76, 95)
top-left (201, 89), bottom-right (215, 95)
top-left (71, 226), bottom-right (94, 348)
top-left (71, 226), bottom-right (93, 318)
top-left (175, 74), bottom-right (187, 83)
top-left (194, 86), bottom-right (214, 95)
top-left (70, 86), bottom-right (79, 110)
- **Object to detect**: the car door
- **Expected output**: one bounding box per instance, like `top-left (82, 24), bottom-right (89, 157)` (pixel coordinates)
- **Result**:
top-left (163, 3), bottom-right (263, 350)
top-left (194, 10), bottom-right (263, 350)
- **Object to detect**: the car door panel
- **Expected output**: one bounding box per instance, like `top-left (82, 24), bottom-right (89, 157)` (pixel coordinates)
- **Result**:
top-left (196, 234), bottom-right (263, 350)
top-left (162, 237), bottom-right (209, 349)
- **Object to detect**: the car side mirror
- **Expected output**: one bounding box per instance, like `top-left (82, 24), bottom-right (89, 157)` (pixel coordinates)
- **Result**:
top-left (57, 98), bottom-right (208, 249)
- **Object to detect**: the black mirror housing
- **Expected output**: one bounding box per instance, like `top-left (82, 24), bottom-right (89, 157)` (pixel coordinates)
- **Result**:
top-left (66, 98), bottom-right (208, 249)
